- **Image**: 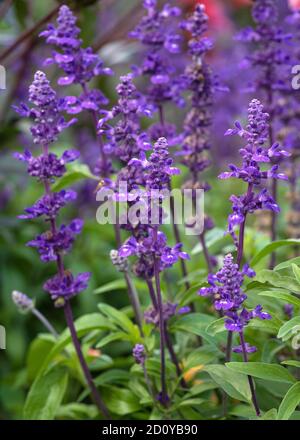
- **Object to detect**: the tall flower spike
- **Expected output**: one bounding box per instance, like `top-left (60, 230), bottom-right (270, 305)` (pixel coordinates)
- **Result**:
top-left (98, 74), bottom-right (152, 164)
top-left (40, 4), bottom-right (114, 177)
top-left (14, 71), bottom-right (76, 146)
top-left (14, 71), bottom-right (89, 304)
top-left (14, 71), bottom-right (109, 418)
top-left (219, 99), bottom-right (288, 240)
top-left (237, 0), bottom-right (292, 264)
top-left (180, 4), bottom-right (226, 272)
top-left (40, 5), bottom-right (112, 95)
top-left (116, 137), bottom-right (189, 405)
top-left (129, 0), bottom-right (184, 142)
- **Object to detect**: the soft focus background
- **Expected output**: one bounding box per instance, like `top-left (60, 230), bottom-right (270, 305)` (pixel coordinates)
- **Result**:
top-left (0, 0), bottom-right (294, 419)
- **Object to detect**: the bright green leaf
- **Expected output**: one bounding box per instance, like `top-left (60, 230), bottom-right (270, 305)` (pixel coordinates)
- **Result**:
top-left (277, 316), bottom-right (300, 342)
top-left (24, 367), bottom-right (68, 420)
top-left (292, 264), bottom-right (300, 286)
top-left (277, 382), bottom-right (300, 420)
top-left (255, 270), bottom-right (300, 293)
top-left (258, 291), bottom-right (300, 308)
top-left (251, 240), bottom-right (300, 267)
top-left (94, 279), bottom-right (127, 294)
top-left (275, 257), bottom-right (300, 271)
top-left (282, 360), bottom-right (300, 368)
top-left (101, 387), bottom-right (141, 416)
top-left (226, 362), bottom-right (296, 384)
top-left (204, 364), bottom-right (251, 403)
top-left (205, 318), bottom-right (226, 336)
top-left (52, 163), bottom-right (98, 191)
top-left (261, 408), bottom-right (278, 420)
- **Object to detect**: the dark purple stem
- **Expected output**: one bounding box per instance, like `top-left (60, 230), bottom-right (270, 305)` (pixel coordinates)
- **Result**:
top-left (82, 85), bottom-right (145, 333)
top-left (267, 83), bottom-right (277, 269)
top-left (239, 331), bottom-right (261, 417)
top-left (222, 330), bottom-right (233, 416)
top-left (237, 183), bottom-right (253, 268)
top-left (224, 183), bottom-right (253, 415)
top-left (82, 83), bottom-right (108, 176)
top-left (124, 271), bottom-right (144, 336)
top-left (147, 278), bottom-right (185, 385)
top-left (199, 232), bottom-right (212, 273)
top-left (146, 278), bottom-right (158, 310)
top-left (159, 104), bottom-right (190, 292)
top-left (64, 301), bottom-right (111, 419)
top-left (42, 144), bottom-right (110, 419)
top-left (153, 227), bottom-right (168, 406)
top-left (163, 322), bottom-right (187, 389)
top-left (142, 363), bottom-right (155, 401)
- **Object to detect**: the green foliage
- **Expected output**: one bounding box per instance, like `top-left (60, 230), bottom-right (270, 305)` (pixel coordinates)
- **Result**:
top-left (24, 367), bottom-right (68, 420)
top-left (277, 383), bottom-right (300, 420)
top-left (52, 163), bottom-right (98, 191)
top-left (226, 362), bottom-right (296, 384)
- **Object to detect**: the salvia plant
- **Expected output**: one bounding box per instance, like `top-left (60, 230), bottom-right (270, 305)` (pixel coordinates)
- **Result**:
top-left (1, 0), bottom-right (300, 422)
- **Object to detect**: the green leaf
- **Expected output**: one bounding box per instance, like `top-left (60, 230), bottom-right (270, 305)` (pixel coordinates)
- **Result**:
top-left (258, 291), bottom-right (300, 308)
top-left (94, 279), bottom-right (126, 294)
top-left (204, 365), bottom-right (251, 403)
top-left (292, 264), bottom-right (300, 286)
top-left (277, 382), bottom-right (300, 420)
top-left (78, 370), bottom-right (130, 402)
top-left (255, 270), bottom-right (300, 293)
top-left (96, 331), bottom-right (127, 348)
top-left (101, 387), bottom-right (141, 415)
top-left (38, 313), bottom-right (113, 376)
top-left (170, 313), bottom-right (223, 349)
top-left (247, 316), bottom-right (282, 333)
top-left (186, 381), bottom-right (218, 397)
top-left (27, 336), bottom-right (56, 382)
top-left (52, 163), bottom-right (98, 191)
top-left (97, 303), bottom-right (139, 337)
top-left (205, 318), bottom-right (226, 336)
top-left (275, 257), bottom-right (300, 271)
top-left (229, 405), bottom-right (256, 419)
top-left (94, 370), bottom-right (131, 386)
top-left (56, 403), bottom-right (98, 420)
top-left (184, 347), bottom-right (219, 369)
top-left (177, 398), bottom-right (205, 408)
top-left (226, 362), bottom-right (296, 384)
top-left (261, 408), bottom-right (278, 420)
top-left (282, 360), bottom-right (300, 368)
top-left (262, 340), bottom-right (285, 363)
top-left (175, 282), bottom-right (207, 307)
top-left (24, 367), bottom-right (68, 420)
top-left (251, 240), bottom-right (300, 267)
top-left (278, 316), bottom-right (300, 342)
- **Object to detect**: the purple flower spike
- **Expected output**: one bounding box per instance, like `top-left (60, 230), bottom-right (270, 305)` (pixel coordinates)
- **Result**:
top-left (220, 99), bottom-right (288, 239)
top-left (200, 254), bottom-right (271, 334)
top-left (40, 5), bottom-right (112, 110)
top-left (133, 344), bottom-right (146, 365)
top-left (12, 290), bottom-right (34, 312)
top-left (14, 71), bottom-right (89, 305)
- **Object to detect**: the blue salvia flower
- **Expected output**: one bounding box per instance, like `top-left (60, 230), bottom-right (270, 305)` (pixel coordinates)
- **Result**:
top-left (14, 71), bottom-right (90, 305)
